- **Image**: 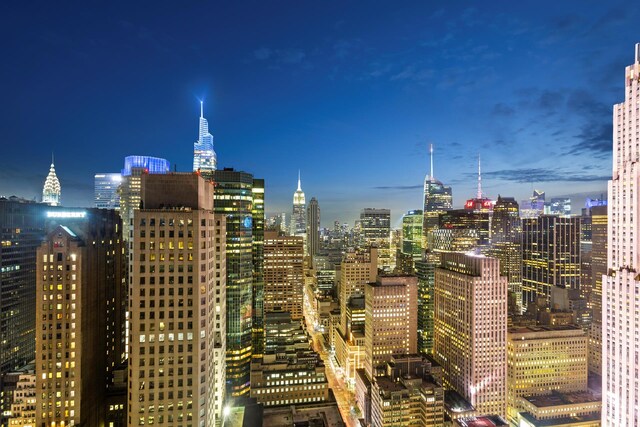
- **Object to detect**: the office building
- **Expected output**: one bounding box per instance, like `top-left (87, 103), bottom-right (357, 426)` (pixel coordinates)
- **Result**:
top-left (589, 205), bottom-right (606, 375)
top-left (360, 208), bottom-right (391, 270)
top-left (339, 247), bottom-right (378, 334)
top-left (211, 169), bottom-right (258, 397)
top-left (438, 209), bottom-right (491, 248)
top-left (423, 144), bottom-right (453, 250)
top-left (291, 172), bottom-right (306, 238)
top-left (306, 197), bottom-right (320, 258)
top-left (252, 179), bottom-right (265, 359)
top-left (36, 209), bottom-right (125, 426)
top-left (94, 173), bottom-right (122, 210)
top-left (118, 155), bottom-right (170, 241)
top-left (489, 196), bottom-right (523, 314)
top-left (364, 275), bottom-right (418, 377)
top-left (416, 258), bottom-right (437, 355)
top-left (250, 312), bottom-right (328, 407)
top-left (192, 101), bottom-right (217, 172)
top-left (263, 231), bottom-right (304, 320)
top-left (402, 209), bottom-right (423, 261)
top-left (42, 158), bottom-right (61, 206)
top-left (520, 190), bottom-right (545, 219)
top-left (128, 173), bottom-right (226, 426)
top-left (522, 215), bottom-right (581, 305)
top-left (549, 197), bottom-right (571, 216)
top-left (506, 326), bottom-right (588, 423)
top-left (434, 253), bottom-right (507, 419)
top-left (370, 355), bottom-right (444, 427)
top-left (7, 371), bottom-right (35, 427)
top-left (463, 156), bottom-right (493, 213)
top-left (603, 43), bottom-right (640, 425)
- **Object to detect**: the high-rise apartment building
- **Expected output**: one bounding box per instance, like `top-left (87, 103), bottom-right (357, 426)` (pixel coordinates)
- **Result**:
top-left (36, 209), bottom-right (125, 426)
top-left (339, 247), bottom-right (378, 334)
top-left (192, 101), bottom-right (217, 173)
top-left (291, 172), bottom-right (306, 238)
top-left (364, 275), bottom-right (418, 378)
top-left (522, 215), bottom-right (581, 305)
top-left (360, 208), bottom-right (391, 270)
top-left (263, 231), bottom-right (304, 320)
top-left (94, 173), bottom-right (122, 210)
top-left (603, 43), bottom-right (640, 425)
top-left (434, 253), bottom-right (507, 419)
top-left (118, 155), bottom-right (170, 241)
top-left (128, 173), bottom-right (226, 426)
top-left (210, 169), bottom-right (255, 397)
top-left (423, 145), bottom-right (453, 249)
top-left (506, 326), bottom-right (588, 424)
top-left (306, 197), bottom-right (320, 258)
top-left (42, 158), bottom-right (61, 206)
top-left (489, 196), bottom-right (523, 314)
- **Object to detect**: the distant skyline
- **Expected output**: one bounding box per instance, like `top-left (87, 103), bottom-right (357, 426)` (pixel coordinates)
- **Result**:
top-left (1, 1), bottom-right (634, 226)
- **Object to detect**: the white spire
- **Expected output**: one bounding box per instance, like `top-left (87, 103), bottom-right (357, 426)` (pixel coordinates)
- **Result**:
top-left (429, 143), bottom-right (434, 181)
top-left (477, 154), bottom-right (482, 199)
top-left (297, 170), bottom-right (302, 191)
top-left (43, 157), bottom-right (61, 206)
top-left (200, 100), bottom-right (204, 118)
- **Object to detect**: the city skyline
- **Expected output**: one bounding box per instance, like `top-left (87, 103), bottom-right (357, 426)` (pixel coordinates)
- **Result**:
top-left (1, 2), bottom-right (635, 226)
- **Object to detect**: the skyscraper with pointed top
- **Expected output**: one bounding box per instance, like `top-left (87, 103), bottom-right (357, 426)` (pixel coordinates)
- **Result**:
top-left (42, 156), bottom-right (61, 206)
top-left (422, 144), bottom-right (452, 249)
top-left (464, 154), bottom-right (493, 212)
top-left (291, 171), bottom-right (306, 237)
top-left (193, 100), bottom-right (217, 172)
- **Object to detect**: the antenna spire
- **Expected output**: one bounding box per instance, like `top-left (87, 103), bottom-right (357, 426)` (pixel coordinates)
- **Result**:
top-left (477, 154), bottom-right (482, 199)
top-left (297, 170), bottom-right (302, 191)
top-left (200, 100), bottom-right (204, 118)
top-left (51, 152), bottom-right (54, 166)
top-left (429, 143), bottom-right (434, 181)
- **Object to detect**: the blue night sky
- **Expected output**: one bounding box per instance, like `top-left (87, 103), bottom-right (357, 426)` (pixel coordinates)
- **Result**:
top-left (1, 2), bottom-right (637, 227)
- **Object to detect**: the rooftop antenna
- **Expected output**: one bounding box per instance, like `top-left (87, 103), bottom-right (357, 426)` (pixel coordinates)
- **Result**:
top-left (636, 43), bottom-right (640, 64)
top-left (429, 144), bottom-right (434, 181)
top-left (477, 154), bottom-right (482, 199)
top-left (297, 170), bottom-right (302, 191)
top-left (200, 100), bottom-right (204, 118)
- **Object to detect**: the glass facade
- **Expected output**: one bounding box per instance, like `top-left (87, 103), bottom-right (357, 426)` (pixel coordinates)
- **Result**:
top-left (402, 209), bottom-right (423, 261)
top-left (422, 179), bottom-right (452, 250)
top-left (121, 155), bottom-right (170, 176)
top-left (94, 173), bottom-right (122, 210)
top-left (193, 102), bottom-right (217, 172)
top-left (252, 179), bottom-right (265, 359)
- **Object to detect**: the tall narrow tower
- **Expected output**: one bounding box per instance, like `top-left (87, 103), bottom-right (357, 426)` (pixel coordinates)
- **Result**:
top-left (42, 156), bottom-right (61, 206)
top-left (193, 100), bottom-right (217, 172)
top-left (603, 43), bottom-right (640, 425)
top-left (422, 145), bottom-right (452, 249)
top-left (291, 171), bottom-right (306, 237)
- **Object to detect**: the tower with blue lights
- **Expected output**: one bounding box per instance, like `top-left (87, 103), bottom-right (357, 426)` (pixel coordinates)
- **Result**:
top-left (193, 101), bottom-right (217, 172)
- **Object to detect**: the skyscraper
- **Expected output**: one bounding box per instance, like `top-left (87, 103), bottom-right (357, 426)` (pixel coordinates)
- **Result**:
top-left (603, 43), bottom-right (640, 425)
top-left (434, 253), bottom-right (507, 419)
top-left (549, 197), bottom-right (571, 215)
top-left (42, 157), bottom-right (61, 206)
top-left (192, 100), bottom-right (217, 172)
top-left (36, 209), bottom-right (125, 426)
top-left (118, 155), bottom-right (170, 241)
top-left (364, 275), bottom-right (418, 378)
top-left (522, 215), bottom-right (581, 305)
top-left (291, 171), bottom-right (306, 238)
top-left (128, 173), bottom-right (226, 426)
top-left (306, 197), bottom-right (320, 258)
top-left (401, 209), bottom-right (423, 261)
top-left (489, 196), bottom-right (523, 314)
top-left (463, 155), bottom-right (493, 212)
top-left (360, 208), bottom-right (391, 270)
top-left (588, 205), bottom-right (606, 376)
top-left (263, 231), bottom-right (304, 320)
top-left (251, 179), bottom-right (265, 359)
top-left (423, 144), bottom-right (453, 249)
top-left (94, 173), bottom-right (122, 210)
top-left (211, 169), bottom-right (257, 397)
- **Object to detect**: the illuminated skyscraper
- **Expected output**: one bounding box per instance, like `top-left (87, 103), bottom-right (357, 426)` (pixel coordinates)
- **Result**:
top-left (402, 209), bottom-right (423, 261)
top-left (549, 197), bottom-right (571, 215)
top-left (603, 43), bottom-right (640, 425)
top-left (434, 253), bottom-right (507, 419)
top-left (118, 155), bottom-right (170, 241)
top-left (192, 101), bottom-right (217, 172)
top-left (252, 179), bottom-right (265, 358)
top-left (588, 205), bottom-right (606, 375)
top-left (463, 155), bottom-right (493, 212)
top-left (263, 231), bottom-right (304, 320)
top-left (36, 209), bottom-right (125, 426)
top-left (291, 171), bottom-right (306, 238)
top-left (42, 157), bottom-right (61, 206)
top-left (306, 197), bottom-right (320, 258)
top-left (360, 208), bottom-right (391, 270)
top-left (94, 173), bottom-right (122, 210)
top-left (522, 215), bottom-right (580, 305)
top-left (489, 196), bottom-right (523, 314)
top-left (129, 173), bottom-right (226, 426)
top-left (423, 144), bottom-right (452, 249)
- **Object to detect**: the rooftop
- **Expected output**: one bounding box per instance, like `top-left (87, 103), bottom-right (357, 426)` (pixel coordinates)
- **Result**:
top-left (454, 415), bottom-right (508, 427)
top-left (523, 391), bottom-right (601, 408)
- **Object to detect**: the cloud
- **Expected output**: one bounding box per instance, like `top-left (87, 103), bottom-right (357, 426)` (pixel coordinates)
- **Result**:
top-left (251, 47), bottom-right (308, 67)
top-left (479, 168), bottom-right (609, 183)
top-left (491, 103), bottom-right (515, 116)
top-left (253, 48), bottom-right (272, 60)
top-left (390, 66), bottom-right (434, 82)
top-left (374, 185), bottom-right (423, 191)
top-left (566, 123), bottom-right (612, 157)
